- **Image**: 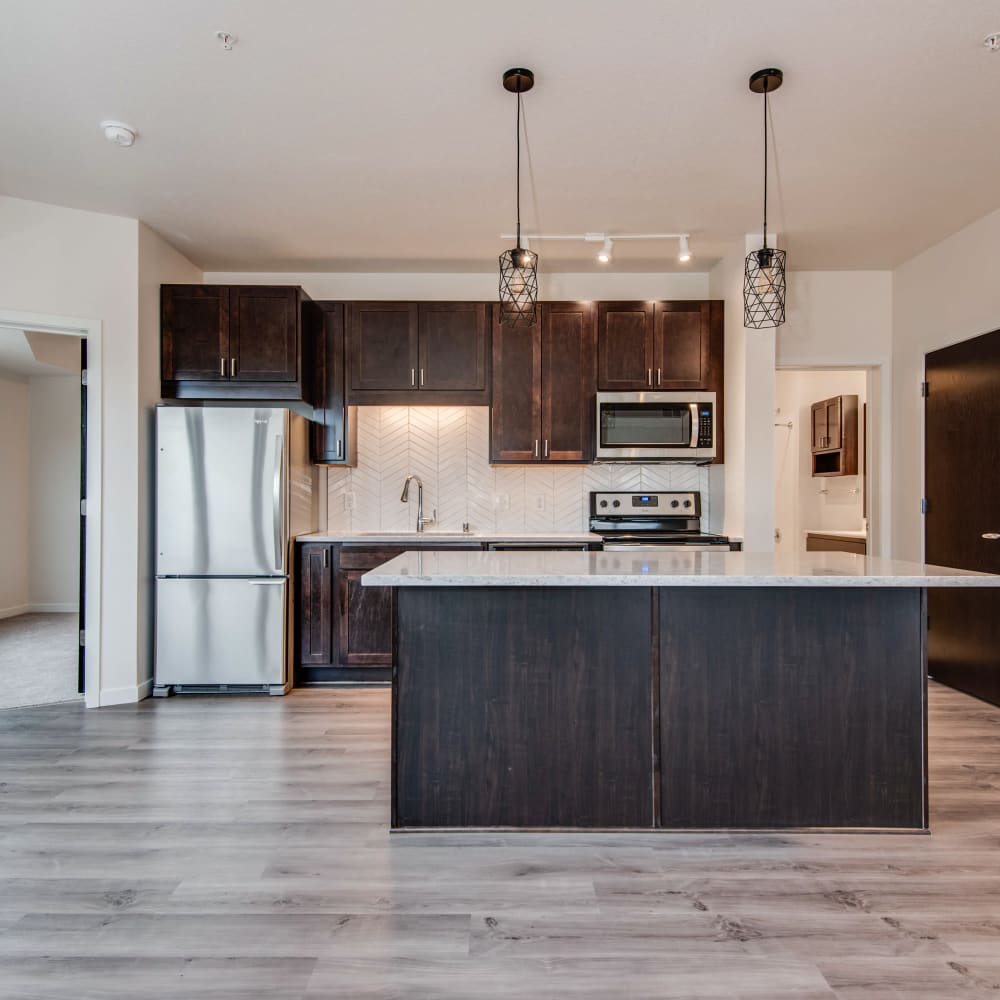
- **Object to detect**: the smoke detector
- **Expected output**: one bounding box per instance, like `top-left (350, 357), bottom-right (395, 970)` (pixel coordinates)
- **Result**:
top-left (99, 121), bottom-right (137, 147)
top-left (984, 32), bottom-right (1000, 51)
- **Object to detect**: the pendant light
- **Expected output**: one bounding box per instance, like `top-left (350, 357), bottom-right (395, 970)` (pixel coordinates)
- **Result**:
top-left (744, 68), bottom-right (786, 329)
top-left (499, 68), bottom-right (538, 327)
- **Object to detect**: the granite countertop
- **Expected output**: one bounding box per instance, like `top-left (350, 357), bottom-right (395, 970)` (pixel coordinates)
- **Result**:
top-left (296, 531), bottom-right (601, 544)
top-left (361, 549), bottom-right (1000, 588)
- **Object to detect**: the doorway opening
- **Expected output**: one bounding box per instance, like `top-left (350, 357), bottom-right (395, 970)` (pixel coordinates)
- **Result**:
top-left (774, 366), bottom-right (878, 558)
top-left (0, 309), bottom-right (101, 709)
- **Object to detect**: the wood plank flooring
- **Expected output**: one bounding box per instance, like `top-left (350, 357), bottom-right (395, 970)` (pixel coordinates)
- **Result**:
top-left (1, 682), bottom-right (999, 998)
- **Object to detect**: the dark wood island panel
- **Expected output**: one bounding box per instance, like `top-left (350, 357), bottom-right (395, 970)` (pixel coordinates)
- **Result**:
top-left (393, 587), bottom-right (654, 829)
top-left (658, 587), bottom-right (926, 830)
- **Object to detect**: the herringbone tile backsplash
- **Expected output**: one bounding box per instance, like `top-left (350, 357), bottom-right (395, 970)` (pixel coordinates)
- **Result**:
top-left (325, 407), bottom-right (711, 534)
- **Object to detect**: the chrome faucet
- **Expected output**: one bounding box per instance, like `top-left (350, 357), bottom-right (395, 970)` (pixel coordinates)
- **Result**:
top-left (400, 475), bottom-right (435, 532)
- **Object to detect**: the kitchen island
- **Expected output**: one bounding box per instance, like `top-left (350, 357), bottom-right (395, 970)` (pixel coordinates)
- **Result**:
top-left (363, 550), bottom-right (999, 832)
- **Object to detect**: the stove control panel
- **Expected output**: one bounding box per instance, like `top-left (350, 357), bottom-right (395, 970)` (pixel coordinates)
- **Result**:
top-left (590, 491), bottom-right (701, 516)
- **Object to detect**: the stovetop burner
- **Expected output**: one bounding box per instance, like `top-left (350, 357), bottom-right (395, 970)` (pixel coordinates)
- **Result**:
top-left (589, 490), bottom-right (732, 547)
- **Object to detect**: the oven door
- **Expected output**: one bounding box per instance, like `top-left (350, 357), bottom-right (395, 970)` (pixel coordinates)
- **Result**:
top-left (595, 392), bottom-right (715, 461)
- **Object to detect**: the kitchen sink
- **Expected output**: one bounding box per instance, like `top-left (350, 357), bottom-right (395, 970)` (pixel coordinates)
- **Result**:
top-left (353, 531), bottom-right (477, 538)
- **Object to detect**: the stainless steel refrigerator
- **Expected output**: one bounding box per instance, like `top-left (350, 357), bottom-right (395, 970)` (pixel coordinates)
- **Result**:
top-left (153, 406), bottom-right (317, 696)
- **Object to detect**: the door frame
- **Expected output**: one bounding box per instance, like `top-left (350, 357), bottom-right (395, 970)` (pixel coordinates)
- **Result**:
top-left (773, 364), bottom-right (882, 557)
top-left (0, 309), bottom-right (103, 708)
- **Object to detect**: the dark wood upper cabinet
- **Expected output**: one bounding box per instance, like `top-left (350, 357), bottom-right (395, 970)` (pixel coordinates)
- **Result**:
top-left (311, 302), bottom-right (357, 466)
top-left (347, 302), bottom-right (489, 404)
top-left (542, 302), bottom-right (597, 463)
top-left (654, 301), bottom-right (711, 389)
top-left (418, 303), bottom-right (487, 392)
top-left (348, 302), bottom-right (419, 393)
top-left (490, 308), bottom-right (541, 463)
top-left (161, 285), bottom-right (229, 382)
top-left (491, 302), bottom-right (595, 464)
top-left (810, 394), bottom-right (858, 477)
top-left (597, 301), bottom-right (655, 390)
top-left (161, 284), bottom-right (310, 401)
top-left (230, 286), bottom-right (299, 382)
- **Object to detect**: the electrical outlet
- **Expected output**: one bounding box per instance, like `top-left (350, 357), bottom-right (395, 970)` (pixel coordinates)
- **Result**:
top-left (344, 492), bottom-right (355, 511)
top-left (535, 495), bottom-right (545, 511)
top-left (494, 493), bottom-right (510, 511)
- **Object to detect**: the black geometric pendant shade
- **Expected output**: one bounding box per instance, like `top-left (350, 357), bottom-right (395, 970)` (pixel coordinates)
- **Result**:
top-left (744, 246), bottom-right (787, 328)
top-left (499, 246), bottom-right (538, 327)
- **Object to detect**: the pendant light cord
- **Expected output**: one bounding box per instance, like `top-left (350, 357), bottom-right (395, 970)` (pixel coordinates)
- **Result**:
top-left (515, 89), bottom-right (522, 249)
top-left (762, 82), bottom-right (769, 250)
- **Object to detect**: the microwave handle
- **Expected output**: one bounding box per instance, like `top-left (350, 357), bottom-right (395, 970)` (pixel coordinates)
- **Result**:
top-left (689, 403), bottom-right (699, 448)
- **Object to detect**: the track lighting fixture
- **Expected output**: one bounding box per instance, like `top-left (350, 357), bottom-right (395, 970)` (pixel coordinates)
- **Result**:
top-left (597, 237), bottom-right (614, 264)
top-left (501, 231), bottom-right (691, 266)
top-left (678, 235), bottom-right (691, 262)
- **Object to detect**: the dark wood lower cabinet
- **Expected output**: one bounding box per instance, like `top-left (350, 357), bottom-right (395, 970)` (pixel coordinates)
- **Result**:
top-left (391, 584), bottom-right (928, 830)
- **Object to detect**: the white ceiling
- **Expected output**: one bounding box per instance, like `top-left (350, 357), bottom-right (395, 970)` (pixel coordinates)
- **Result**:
top-left (2, 0), bottom-right (999, 273)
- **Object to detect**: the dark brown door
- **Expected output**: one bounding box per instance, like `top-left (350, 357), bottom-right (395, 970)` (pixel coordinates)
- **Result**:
top-left (230, 286), bottom-right (299, 382)
top-left (825, 397), bottom-right (843, 450)
top-left (311, 303), bottom-right (349, 464)
top-left (541, 301), bottom-right (596, 463)
top-left (336, 547), bottom-right (404, 666)
top-left (348, 302), bottom-right (419, 392)
top-left (926, 329), bottom-right (1000, 706)
top-left (597, 301), bottom-right (655, 390)
top-left (654, 301), bottom-right (709, 389)
top-left (417, 303), bottom-right (487, 392)
top-left (161, 285), bottom-right (229, 381)
top-left (811, 401), bottom-right (828, 451)
top-left (298, 544), bottom-right (333, 665)
top-left (490, 306), bottom-right (541, 463)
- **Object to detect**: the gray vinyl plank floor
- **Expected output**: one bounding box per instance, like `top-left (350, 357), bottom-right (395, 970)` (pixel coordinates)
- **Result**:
top-left (1, 683), bottom-right (999, 998)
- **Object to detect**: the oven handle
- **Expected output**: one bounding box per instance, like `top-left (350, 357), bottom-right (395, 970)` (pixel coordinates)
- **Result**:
top-left (689, 403), bottom-right (699, 449)
top-left (602, 543), bottom-right (727, 553)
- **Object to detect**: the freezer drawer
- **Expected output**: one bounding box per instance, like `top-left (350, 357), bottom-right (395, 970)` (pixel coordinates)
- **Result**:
top-left (155, 578), bottom-right (287, 688)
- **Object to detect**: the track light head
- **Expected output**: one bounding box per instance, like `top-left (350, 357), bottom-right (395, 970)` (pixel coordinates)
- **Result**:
top-left (678, 235), bottom-right (692, 262)
top-left (597, 236), bottom-right (613, 264)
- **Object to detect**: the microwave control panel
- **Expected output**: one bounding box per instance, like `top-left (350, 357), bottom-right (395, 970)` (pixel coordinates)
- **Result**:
top-left (697, 405), bottom-right (714, 448)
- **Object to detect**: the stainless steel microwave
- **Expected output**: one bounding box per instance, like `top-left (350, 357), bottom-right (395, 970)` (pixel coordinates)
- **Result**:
top-left (595, 391), bottom-right (717, 462)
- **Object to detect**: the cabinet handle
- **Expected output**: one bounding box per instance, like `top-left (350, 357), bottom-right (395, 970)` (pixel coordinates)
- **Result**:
top-left (982, 533), bottom-right (1000, 541)
top-left (420, 368), bottom-right (425, 386)
top-left (336, 439), bottom-right (343, 459)
top-left (230, 358), bottom-right (237, 378)
top-left (323, 548), bottom-right (329, 568)
top-left (534, 439), bottom-right (539, 458)
top-left (411, 368), bottom-right (416, 387)
top-left (657, 368), bottom-right (662, 386)
top-left (647, 369), bottom-right (652, 387)
top-left (220, 357), bottom-right (226, 377)
top-left (544, 439), bottom-right (549, 458)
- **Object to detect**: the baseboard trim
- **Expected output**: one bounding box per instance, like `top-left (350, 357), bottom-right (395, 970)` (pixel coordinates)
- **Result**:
top-left (29, 603), bottom-right (79, 614)
top-left (0, 604), bottom-right (30, 621)
top-left (98, 678), bottom-right (153, 708)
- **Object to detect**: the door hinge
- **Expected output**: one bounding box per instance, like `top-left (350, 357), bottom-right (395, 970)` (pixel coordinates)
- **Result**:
top-left (921, 497), bottom-right (930, 514)
top-left (80, 498), bottom-right (88, 516)
top-left (79, 630), bottom-right (86, 647)
top-left (920, 380), bottom-right (929, 397)
top-left (81, 369), bottom-right (88, 386)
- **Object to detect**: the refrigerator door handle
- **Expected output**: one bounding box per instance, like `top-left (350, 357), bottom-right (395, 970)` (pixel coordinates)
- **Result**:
top-left (272, 436), bottom-right (284, 573)
top-left (249, 579), bottom-right (286, 585)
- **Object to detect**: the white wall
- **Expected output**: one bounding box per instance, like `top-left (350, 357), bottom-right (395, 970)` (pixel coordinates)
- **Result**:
top-left (774, 370), bottom-right (867, 554)
top-left (0, 376), bottom-right (30, 616)
top-left (28, 373), bottom-right (81, 609)
top-left (137, 223), bottom-right (202, 689)
top-left (203, 271), bottom-right (711, 301)
top-left (892, 206), bottom-right (1000, 562)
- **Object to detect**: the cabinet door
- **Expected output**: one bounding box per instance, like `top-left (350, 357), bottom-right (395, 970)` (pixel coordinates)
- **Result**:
top-left (336, 547), bottom-right (405, 666)
top-left (298, 544), bottom-right (333, 665)
top-left (541, 302), bottom-right (597, 463)
top-left (597, 302), bottom-right (655, 390)
top-left (348, 302), bottom-right (419, 392)
top-left (654, 302), bottom-right (710, 389)
top-left (825, 397), bottom-right (843, 450)
top-left (229, 286), bottom-right (299, 382)
top-left (490, 307), bottom-right (542, 463)
top-left (418, 303), bottom-right (487, 392)
top-left (161, 285), bottom-right (229, 381)
top-left (811, 402), bottom-right (828, 451)
top-left (311, 303), bottom-right (351, 464)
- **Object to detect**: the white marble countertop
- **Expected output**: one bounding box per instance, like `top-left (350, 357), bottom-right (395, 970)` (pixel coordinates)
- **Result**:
top-left (805, 529), bottom-right (868, 540)
top-left (361, 549), bottom-right (1000, 588)
top-left (297, 531), bottom-right (600, 544)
